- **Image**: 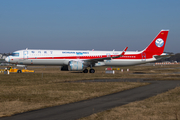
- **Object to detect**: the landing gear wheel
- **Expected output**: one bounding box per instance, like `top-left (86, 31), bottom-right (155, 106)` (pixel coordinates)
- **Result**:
top-left (17, 70), bottom-right (22, 73)
top-left (89, 69), bottom-right (95, 73)
top-left (83, 69), bottom-right (88, 73)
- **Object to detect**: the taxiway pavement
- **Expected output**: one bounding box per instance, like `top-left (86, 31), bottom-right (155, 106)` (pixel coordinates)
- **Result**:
top-left (1, 79), bottom-right (180, 120)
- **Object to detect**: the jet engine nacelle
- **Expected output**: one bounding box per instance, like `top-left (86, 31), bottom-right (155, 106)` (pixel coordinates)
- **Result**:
top-left (68, 61), bottom-right (85, 71)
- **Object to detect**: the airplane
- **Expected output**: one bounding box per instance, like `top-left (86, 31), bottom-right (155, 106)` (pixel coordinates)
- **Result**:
top-left (5, 30), bottom-right (170, 73)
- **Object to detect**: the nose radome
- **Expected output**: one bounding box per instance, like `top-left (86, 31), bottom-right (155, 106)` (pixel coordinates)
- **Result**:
top-left (5, 57), bottom-right (10, 62)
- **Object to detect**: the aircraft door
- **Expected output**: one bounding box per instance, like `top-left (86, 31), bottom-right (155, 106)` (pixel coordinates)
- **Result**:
top-left (141, 52), bottom-right (146, 61)
top-left (23, 51), bottom-right (28, 59)
top-left (106, 53), bottom-right (111, 57)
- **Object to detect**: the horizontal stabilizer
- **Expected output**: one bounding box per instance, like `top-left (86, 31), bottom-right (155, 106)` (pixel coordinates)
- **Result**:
top-left (154, 53), bottom-right (174, 60)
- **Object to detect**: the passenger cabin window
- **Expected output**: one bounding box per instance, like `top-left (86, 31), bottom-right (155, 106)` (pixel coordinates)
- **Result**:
top-left (11, 53), bottom-right (19, 57)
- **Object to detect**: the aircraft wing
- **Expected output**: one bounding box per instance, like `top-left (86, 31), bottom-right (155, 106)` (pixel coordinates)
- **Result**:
top-left (84, 47), bottom-right (128, 64)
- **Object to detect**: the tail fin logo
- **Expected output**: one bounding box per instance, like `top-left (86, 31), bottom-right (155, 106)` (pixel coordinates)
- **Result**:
top-left (155, 38), bottom-right (164, 47)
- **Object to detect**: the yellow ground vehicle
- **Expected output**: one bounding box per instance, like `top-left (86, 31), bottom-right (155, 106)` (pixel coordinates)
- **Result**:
top-left (6, 66), bottom-right (34, 73)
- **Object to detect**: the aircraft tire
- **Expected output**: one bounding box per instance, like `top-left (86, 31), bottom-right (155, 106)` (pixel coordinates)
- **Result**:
top-left (83, 69), bottom-right (88, 73)
top-left (17, 70), bottom-right (22, 73)
top-left (89, 69), bottom-right (95, 73)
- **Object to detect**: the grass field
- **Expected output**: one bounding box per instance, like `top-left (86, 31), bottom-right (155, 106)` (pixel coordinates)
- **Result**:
top-left (0, 64), bottom-right (180, 118)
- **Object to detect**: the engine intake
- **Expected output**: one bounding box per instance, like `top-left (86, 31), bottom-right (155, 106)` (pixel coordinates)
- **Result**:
top-left (68, 61), bottom-right (85, 71)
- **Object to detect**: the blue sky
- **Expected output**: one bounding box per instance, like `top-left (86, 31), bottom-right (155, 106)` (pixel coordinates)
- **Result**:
top-left (0, 0), bottom-right (180, 53)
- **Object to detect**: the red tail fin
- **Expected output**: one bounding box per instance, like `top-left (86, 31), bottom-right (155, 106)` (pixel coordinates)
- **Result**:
top-left (143, 30), bottom-right (169, 56)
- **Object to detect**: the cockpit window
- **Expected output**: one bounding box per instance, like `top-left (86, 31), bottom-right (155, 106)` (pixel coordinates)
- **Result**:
top-left (11, 53), bottom-right (19, 57)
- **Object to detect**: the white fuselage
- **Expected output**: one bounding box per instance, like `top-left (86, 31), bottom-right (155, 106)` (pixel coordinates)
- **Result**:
top-left (5, 49), bottom-right (156, 67)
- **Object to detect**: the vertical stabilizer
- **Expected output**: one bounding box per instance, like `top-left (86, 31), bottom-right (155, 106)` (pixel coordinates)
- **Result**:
top-left (143, 30), bottom-right (169, 56)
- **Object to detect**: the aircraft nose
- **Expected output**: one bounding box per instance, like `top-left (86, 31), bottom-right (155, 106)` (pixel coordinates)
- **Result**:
top-left (5, 56), bottom-right (10, 62)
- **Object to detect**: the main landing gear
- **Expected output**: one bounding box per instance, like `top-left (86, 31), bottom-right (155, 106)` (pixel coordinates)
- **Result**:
top-left (83, 69), bottom-right (88, 73)
top-left (89, 69), bottom-right (95, 73)
top-left (83, 68), bottom-right (95, 73)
